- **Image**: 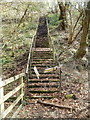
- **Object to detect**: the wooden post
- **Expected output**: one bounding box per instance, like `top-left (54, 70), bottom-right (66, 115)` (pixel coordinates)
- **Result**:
top-left (59, 68), bottom-right (62, 92)
top-left (26, 73), bottom-right (29, 96)
top-left (20, 77), bottom-right (24, 104)
top-left (58, 62), bottom-right (62, 96)
top-left (0, 78), bottom-right (4, 118)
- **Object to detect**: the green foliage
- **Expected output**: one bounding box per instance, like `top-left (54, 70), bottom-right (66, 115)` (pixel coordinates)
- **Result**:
top-left (48, 13), bottom-right (60, 26)
top-left (1, 57), bottom-right (12, 65)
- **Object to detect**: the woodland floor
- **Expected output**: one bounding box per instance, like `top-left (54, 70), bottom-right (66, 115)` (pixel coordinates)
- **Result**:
top-left (16, 30), bottom-right (89, 119)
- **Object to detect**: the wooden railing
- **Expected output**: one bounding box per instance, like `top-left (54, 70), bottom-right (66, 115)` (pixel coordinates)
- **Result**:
top-left (25, 19), bottom-right (39, 80)
top-left (47, 18), bottom-right (62, 94)
top-left (0, 18), bottom-right (39, 119)
top-left (0, 73), bottom-right (25, 119)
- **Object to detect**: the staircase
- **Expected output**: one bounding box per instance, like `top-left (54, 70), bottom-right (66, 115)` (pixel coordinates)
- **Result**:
top-left (28, 48), bottom-right (61, 99)
top-left (27, 16), bottom-right (61, 99)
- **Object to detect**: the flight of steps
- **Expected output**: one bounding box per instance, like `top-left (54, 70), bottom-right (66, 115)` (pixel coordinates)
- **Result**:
top-left (28, 48), bottom-right (61, 99)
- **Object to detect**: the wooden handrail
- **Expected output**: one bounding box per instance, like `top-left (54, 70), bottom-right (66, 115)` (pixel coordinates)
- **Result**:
top-left (25, 17), bottom-right (39, 75)
top-left (0, 73), bottom-right (25, 88)
top-left (47, 19), bottom-right (62, 94)
top-left (0, 83), bottom-right (24, 105)
top-left (25, 35), bottom-right (35, 74)
top-left (0, 73), bottom-right (25, 119)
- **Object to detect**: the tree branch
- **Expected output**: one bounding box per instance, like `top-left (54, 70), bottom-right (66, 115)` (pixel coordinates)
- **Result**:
top-left (37, 100), bottom-right (73, 110)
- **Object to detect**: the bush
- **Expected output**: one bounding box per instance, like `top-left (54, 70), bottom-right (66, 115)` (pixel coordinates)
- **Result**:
top-left (48, 13), bottom-right (60, 26)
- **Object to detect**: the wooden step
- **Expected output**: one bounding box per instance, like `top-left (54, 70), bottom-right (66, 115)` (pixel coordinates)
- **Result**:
top-left (29, 96), bottom-right (55, 99)
top-left (28, 84), bottom-right (58, 88)
top-left (29, 79), bottom-right (60, 83)
top-left (31, 64), bottom-right (54, 67)
top-left (29, 82), bottom-right (58, 86)
top-left (32, 60), bottom-right (54, 64)
top-left (31, 66), bottom-right (50, 70)
top-left (33, 57), bottom-right (53, 59)
top-left (32, 64), bottom-right (55, 67)
top-left (31, 71), bottom-right (56, 74)
top-left (33, 53), bottom-right (53, 58)
top-left (32, 48), bottom-right (53, 52)
top-left (30, 74), bottom-right (59, 79)
top-left (29, 90), bottom-right (59, 93)
top-left (32, 59), bottom-right (53, 61)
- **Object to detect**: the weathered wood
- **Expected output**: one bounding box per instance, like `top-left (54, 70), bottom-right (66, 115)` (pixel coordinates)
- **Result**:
top-left (29, 90), bottom-right (59, 93)
top-left (0, 93), bottom-right (24, 118)
top-left (11, 104), bottom-right (22, 119)
top-left (0, 73), bottom-right (25, 88)
top-left (0, 83), bottom-right (24, 105)
top-left (28, 84), bottom-right (58, 88)
top-left (32, 48), bottom-right (52, 52)
top-left (37, 100), bottom-right (72, 110)
top-left (20, 77), bottom-right (24, 104)
top-left (29, 80), bottom-right (60, 83)
top-left (30, 96), bottom-right (55, 99)
top-left (26, 35), bottom-right (34, 74)
top-left (0, 78), bottom-right (4, 117)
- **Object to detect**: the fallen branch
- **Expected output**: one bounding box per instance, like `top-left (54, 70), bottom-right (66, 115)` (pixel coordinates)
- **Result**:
top-left (37, 100), bottom-right (72, 110)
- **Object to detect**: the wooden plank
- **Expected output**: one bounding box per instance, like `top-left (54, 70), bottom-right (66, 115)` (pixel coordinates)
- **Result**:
top-left (26, 35), bottom-right (35, 74)
top-left (20, 77), bottom-right (24, 104)
top-left (0, 78), bottom-right (4, 116)
top-left (11, 104), bottom-right (22, 119)
top-left (0, 93), bottom-right (24, 119)
top-left (30, 96), bottom-right (55, 99)
top-left (0, 73), bottom-right (25, 88)
top-left (0, 83), bottom-right (24, 105)
top-left (28, 84), bottom-right (58, 88)
top-left (32, 48), bottom-right (53, 52)
top-left (29, 80), bottom-right (60, 83)
top-left (37, 100), bottom-right (72, 110)
top-left (29, 90), bottom-right (59, 93)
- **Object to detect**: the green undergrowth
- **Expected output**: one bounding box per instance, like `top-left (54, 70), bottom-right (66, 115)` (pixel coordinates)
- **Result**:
top-left (48, 13), bottom-right (60, 30)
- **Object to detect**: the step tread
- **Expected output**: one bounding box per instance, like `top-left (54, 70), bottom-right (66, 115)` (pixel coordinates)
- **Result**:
top-left (32, 64), bottom-right (55, 66)
top-left (29, 96), bottom-right (55, 99)
top-left (28, 84), bottom-right (58, 88)
top-left (32, 59), bottom-right (53, 61)
top-left (32, 48), bottom-right (53, 52)
top-left (29, 90), bottom-right (59, 93)
top-left (29, 79), bottom-right (60, 83)
top-left (30, 74), bottom-right (59, 78)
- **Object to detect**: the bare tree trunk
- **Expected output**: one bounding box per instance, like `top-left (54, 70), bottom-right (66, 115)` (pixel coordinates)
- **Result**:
top-left (68, 11), bottom-right (83, 44)
top-left (58, 2), bottom-right (66, 30)
top-left (75, 2), bottom-right (90, 58)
